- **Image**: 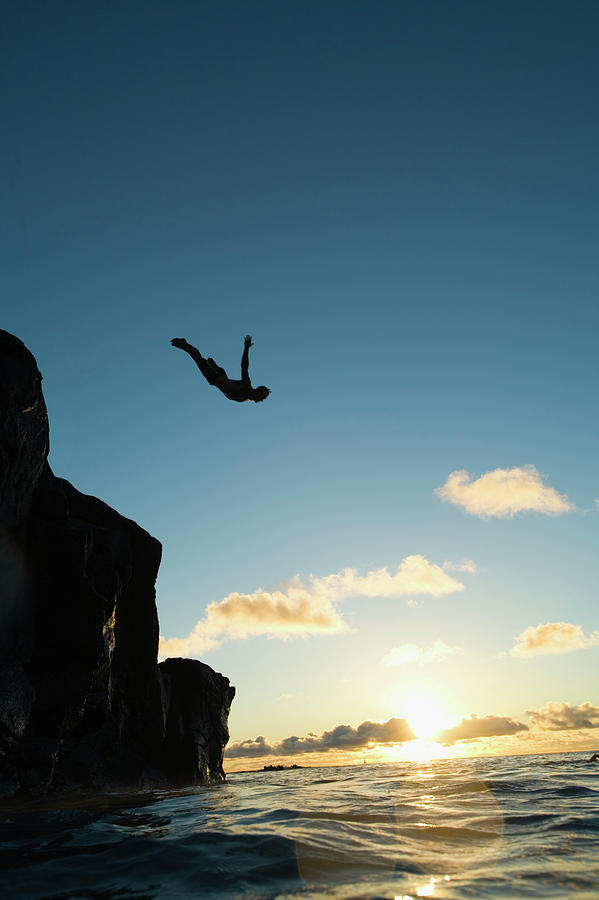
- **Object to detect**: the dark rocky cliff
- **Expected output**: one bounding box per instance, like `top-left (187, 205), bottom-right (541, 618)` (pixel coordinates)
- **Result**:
top-left (0, 330), bottom-right (235, 799)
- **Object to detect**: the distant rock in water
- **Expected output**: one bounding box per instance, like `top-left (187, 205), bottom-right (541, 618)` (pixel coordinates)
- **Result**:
top-left (0, 330), bottom-right (235, 800)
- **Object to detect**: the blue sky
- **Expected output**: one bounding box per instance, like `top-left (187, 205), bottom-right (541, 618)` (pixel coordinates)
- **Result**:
top-left (3, 1), bottom-right (598, 764)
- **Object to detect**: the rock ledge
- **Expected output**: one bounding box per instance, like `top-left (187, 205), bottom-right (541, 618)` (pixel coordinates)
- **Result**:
top-left (0, 330), bottom-right (234, 800)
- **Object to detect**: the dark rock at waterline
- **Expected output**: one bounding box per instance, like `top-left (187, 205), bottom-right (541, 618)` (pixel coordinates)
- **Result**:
top-left (159, 658), bottom-right (236, 785)
top-left (0, 330), bottom-right (234, 799)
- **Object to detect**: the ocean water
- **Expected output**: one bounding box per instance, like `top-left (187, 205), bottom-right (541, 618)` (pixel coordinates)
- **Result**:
top-left (1, 752), bottom-right (598, 899)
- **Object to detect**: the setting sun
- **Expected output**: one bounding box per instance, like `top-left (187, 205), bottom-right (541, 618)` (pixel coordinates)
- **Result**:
top-left (404, 695), bottom-right (450, 741)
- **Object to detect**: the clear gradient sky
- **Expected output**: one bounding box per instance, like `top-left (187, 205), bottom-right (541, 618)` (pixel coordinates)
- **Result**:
top-left (3, 1), bottom-right (598, 768)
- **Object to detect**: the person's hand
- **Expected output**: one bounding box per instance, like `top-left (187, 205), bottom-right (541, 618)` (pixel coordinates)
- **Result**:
top-left (171, 338), bottom-right (188, 349)
top-left (244, 335), bottom-right (253, 347)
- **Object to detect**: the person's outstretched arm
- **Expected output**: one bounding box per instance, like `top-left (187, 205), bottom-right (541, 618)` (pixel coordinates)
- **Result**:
top-left (241, 335), bottom-right (252, 384)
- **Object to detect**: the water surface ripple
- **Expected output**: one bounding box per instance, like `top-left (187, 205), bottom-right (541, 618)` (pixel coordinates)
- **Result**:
top-left (2, 753), bottom-right (598, 899)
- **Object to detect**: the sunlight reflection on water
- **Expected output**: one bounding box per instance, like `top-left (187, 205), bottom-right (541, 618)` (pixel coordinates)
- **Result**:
top-left (285, 758), bottom-right (505, 896)
top-left (396, 873), bottom-right (452, 899)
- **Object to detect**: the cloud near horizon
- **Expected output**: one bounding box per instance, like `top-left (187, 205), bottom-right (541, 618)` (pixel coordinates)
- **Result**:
top-left (159, 555), bottom-right (470, 658)
top-left (226, 700), bottom-right (599, 761)
top-left (434, 714), bottom-right (529, 744)
top-left (381, 639), bottom-right (461, 667)
top-left (526, 701), bottom-right (599, 731)
top-left (436, 465), bottom-right (574, 518)
top-left (510, 622), bottom-right (599, 658)
top-left (225, 717), bottom-right (416, 758)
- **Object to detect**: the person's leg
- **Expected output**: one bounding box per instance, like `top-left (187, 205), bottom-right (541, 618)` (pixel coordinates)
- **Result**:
top-left (206, 358), bottom-right (227, 378)
top-left (173, 341), bottom-right (220, 385)
top-left (192, 353), bottom-right (222, 385)
top-left (172, 339), bottom-right (230, 386)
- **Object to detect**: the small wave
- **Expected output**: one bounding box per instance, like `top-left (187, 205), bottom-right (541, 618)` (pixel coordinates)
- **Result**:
top-left (310, 777), bottom-right (353, 785)
top-left (38, 890), bottom-right (157, 900)
top-left (503, 812), bottom-right (555, 828)
top-left (545, 813), bottom-right (599, 834)
top-left (398, 823), bottom-right (501, 843)
top-left (552, 785), bottom-right (598, 798)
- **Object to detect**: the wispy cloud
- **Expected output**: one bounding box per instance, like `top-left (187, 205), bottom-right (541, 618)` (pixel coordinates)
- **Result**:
top-left (226, 717), bottom-right (416, 758)
top-left (434, 714), bottom-right (528, 744)
top-left (442, 559), bottom-right (478, 574)
top-left (527, 701), bottom-right (599, 731)
top-left (381, 640), bottom-right (461, 667)
top-left (436, 465), bottom-right (574, 518)
top-left (510, 622), bottom-right (599, 658)
top-left (159, 555), bottom-right (470, 658)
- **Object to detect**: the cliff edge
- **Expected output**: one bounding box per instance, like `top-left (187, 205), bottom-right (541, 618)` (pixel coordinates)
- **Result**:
top-left (0, 330), bottom-right (235, 799)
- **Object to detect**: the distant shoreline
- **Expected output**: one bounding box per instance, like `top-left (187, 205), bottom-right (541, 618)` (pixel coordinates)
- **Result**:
top-left (227, 747), bottom-right (599, 776)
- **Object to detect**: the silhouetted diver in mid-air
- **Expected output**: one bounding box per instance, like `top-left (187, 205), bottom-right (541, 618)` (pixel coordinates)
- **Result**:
top-left (171, 335), bottom-right (270, 403)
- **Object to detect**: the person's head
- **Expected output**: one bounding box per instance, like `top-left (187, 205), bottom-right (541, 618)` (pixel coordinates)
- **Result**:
top-left (252, 385), bottom-right (270, 403)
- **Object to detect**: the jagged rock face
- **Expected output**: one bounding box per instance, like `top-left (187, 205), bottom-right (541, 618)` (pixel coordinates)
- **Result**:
top-left (0, 331), bottom-right (234, 799)
top-left (0, 330), bottom-right (48, 534)
top-left (159, 658), bottom-right (236, 785)
top-left (14, 468), bottom-right (166, 796)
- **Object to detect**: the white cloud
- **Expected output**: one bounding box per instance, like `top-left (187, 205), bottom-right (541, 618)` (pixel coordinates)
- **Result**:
top-left (158, 628), bottom-right (222, 659)
top-left (436, 465), bottom-right (574, 518)
top-left (381, 640), bottom-right (461, 667)
top-left (311, 555), bottom-right (467, 601)
top-left (159, 585), bottom-right (348, 658)
top-left (204, 585), bottom-right (348, 638)
top-left (510, 622), bottom-right (599, 658)
top-left (527, 701), bottom-right (599, 731)
top-left (159, 555), bottom-right (470, 659)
